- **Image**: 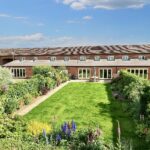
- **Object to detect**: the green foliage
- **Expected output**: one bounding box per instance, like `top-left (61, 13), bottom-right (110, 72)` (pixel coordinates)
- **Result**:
top-left (1, 78), bottom-right (41, 114)
top-left (23, 94), bottom-right (33, 105)
top-left (0, 65), bottom-right (69, 114)
top-left (0, 67), bottom-right (12, 94)
top-left (33, 66), bottom-right (55, 77)
top-left (112, 70), bottom-right (150, 146)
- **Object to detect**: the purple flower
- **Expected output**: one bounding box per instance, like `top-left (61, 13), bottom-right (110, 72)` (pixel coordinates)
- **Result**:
top-left (71, 120), bottom-right (76, 131)
top-left (61, 122), bottom-right (68, 133)
top-left (56, 134), bottom-right (61, 142)
top-left (67, 128), bottom-right (71, 137)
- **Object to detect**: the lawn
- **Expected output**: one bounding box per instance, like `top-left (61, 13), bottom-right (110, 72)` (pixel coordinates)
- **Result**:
top-left (24, 82), bottom-right (145, 148)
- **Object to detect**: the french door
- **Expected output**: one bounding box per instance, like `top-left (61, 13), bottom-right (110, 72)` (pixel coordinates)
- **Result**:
top-left (78, 68), bottom-right (91, 79)
top-left (99, 68), bottom-right (112, 79)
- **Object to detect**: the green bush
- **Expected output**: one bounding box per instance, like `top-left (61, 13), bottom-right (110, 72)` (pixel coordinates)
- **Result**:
top-left (0, 67), bottom-right (13, 95)
top-left (33, 66), bottom-right (55, 77)
top-left (23, 94), bottom-right (33, 105)
top-left (112, 70), bottom-right (150, 145)
top-left (0, 66), bottom-right (68, 114)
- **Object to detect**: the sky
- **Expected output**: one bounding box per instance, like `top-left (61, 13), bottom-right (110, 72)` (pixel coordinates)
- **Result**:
top-left (0, 0), bottom-right (150, 48)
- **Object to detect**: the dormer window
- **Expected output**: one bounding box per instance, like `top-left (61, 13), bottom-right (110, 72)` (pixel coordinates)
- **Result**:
top-left (19, 57), bottom-right (25, 62)
top-left (139, 55), bottom-right (146, 60)
top-left (94, 56), bottom-right (100, 61)
top-left (64, 56), bottom-right (69, 61)
top-left (122, 55), bottom-right (129, 61)
top-left (50, 57), bottom-right (56, 61)
top-left (80, 56), bottom-right (86, 61)
top-left (108, 56), bottom-right (115, 61)
top-left (33, 57), bottom-right (38, 61)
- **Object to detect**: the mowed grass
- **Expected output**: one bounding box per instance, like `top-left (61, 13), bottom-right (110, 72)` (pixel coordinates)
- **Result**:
top-left (24, 83), bottom-right (145, 147)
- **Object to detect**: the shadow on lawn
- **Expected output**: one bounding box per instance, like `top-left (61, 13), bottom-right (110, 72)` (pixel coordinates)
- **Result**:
top-left (100, 83), bottom-right (149, 149)
top-left (98, 83), bottom-right (118, 145)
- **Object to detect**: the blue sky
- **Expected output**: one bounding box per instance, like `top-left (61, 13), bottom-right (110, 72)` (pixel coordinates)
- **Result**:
top-left (0, 0), bottom-right (150, 48)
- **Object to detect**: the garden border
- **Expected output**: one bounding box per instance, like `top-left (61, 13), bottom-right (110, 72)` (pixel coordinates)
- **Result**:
top-left (15, 81), bottom-right (70, 116)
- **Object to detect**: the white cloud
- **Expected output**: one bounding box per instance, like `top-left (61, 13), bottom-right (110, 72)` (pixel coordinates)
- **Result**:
top-left (57, 0), bottom-right (150, 10)
top-left (70, 2), bottom-right (85, 9)
top-left (0, 13), bottom-right (10, 18)
top-left (0, 33), bottom-right (45, 43)
top-left (0, 13), bottom-right (45, 27)
top-left (13, 16), bottom-right (27, 20)
top-left (0, 33), bottom-right (149, 48)
top-left (83, 15), bottom-right (92, 20)
top-left (37, 23), bottom-right (45, 26)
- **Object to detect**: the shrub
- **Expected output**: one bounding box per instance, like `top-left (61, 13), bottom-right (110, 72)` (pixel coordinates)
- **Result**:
top-left (23, 94), bottom-right (33, 105)
top-left (112, 70), bottom-right (150, 145)
top-left (33, 66), bottom-right (55, 77)
top-left (28, 121), bottom-right (52, 136)
top-left (0, 67), bottom-right (12, 94)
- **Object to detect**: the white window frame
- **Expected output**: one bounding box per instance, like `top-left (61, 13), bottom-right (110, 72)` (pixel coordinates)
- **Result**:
top-left (108, 56), bottom-right (115, 61)
top-left (99, 68), bottom-right (112, 79)
top-left (11, 68), bottom-right (26, 78)
top-left (50, 56), bottom-right (56, 61)
top-left (78, 68), bottom-right (91, 79)
top-left (80, 56), bottom-right (86, 61)
top-left (127, 68), bottom-right (148, 79)
top-left (64, 56), bottom-right (70, 61)
top-left (94, 56), bottom-right (100, 61)
top-left (122, 55), bottom-right (129, 61)
top-left (19, 57), bottom-right (25, 62)
top-left (33, 57), bottom-right (38, 61)
top-left (139, 55), bottom-right (146, 60)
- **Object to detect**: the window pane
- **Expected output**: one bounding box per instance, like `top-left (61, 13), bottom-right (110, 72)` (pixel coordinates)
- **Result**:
top-left (87, 69), bottom-right (90, 78)
top-left (108, 56), bottom-right (115, 61)
top-left (94, 56), bottom-right (100, 61)
top-left (64, 57), bottom-right (69, 61)
top-left (14, 69), bottom-right (17, 77)
top-left (20, 69), bottom-right (23, 77)
top-left (140, 70), bottom-right (143, 77)
top-left (104, 69), bottom-right (107, 78)
top-left (17, 69), bottom-right (19, 77)
top-left (144, 70), bottom-right (148, 79)
top-left (83, 69), bottom-right (86, 78)
top-left (23, 69), bottom-right (25, 77)
top-left (100, 70), bottom-right (103, 78)
top-left (122, 56), bottom-right (129, 61)
top-left (79, 69), bottom-right (82, 78)
top-left (80, 56), bottom-right (86, 61)
top-left (131, 70), bottom-right (135, 74)
top-left (108, 69), bottom-right (112, 79)
top-left (135, 70), bottom-right (139, 75)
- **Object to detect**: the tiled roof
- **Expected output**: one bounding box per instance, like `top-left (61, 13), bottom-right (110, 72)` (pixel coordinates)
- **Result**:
top-left (0, 44), bottom-right (150, 56)
top-left (3, 59), bottom-right (150, 67)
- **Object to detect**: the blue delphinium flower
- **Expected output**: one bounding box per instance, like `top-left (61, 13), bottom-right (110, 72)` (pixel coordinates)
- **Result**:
top-left (67, 128), bottom-right (71, 137)
top-left (71, 120), bottom-right (76, 131)
top-left (56, 134), bottom-right (61, 142)
top-left (61, 122), bottom-right (68, 133)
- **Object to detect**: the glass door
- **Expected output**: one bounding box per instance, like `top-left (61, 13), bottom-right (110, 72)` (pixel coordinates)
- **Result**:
top-left (78, 68), bottom-right (91, 79)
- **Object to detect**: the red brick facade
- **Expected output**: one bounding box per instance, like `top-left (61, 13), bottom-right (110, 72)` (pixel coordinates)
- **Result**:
top-left (14, 66), bottom-right (150, 80)
top-left (1, 45), bottom-right (150, 80)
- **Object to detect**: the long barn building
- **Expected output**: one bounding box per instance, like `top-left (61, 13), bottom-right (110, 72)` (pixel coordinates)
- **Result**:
top-left (1, 44), bottom-right (150, 80)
